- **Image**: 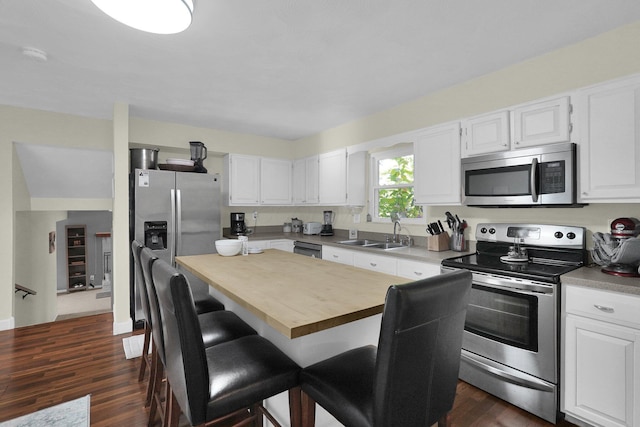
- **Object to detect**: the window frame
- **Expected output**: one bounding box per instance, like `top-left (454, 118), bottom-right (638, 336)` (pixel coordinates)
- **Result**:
top-left (369, 146), bottom-right (424, 224)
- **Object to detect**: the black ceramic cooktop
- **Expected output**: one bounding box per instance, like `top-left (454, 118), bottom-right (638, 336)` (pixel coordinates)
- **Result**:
top-left (441, 241), bottom-right (586, 284)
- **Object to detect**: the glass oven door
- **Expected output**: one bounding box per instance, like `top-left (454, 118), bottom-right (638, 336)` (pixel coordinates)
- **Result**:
top-left (466, 284), bottom-right (538, 352)
top-left (461, 276), bottom-right (557, 382)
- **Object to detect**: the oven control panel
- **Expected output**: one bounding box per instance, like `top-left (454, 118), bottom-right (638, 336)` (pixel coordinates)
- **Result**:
top-left (476, 223), bottom-right (585, 249)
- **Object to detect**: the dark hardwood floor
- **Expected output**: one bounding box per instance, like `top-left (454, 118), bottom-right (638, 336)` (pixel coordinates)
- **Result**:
top-left (0, 313), bottom-right (576, 426)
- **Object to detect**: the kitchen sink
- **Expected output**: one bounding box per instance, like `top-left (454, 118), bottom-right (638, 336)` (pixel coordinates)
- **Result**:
top-left (364, 242), bottom-right (407, 250)
top-left (337, 240), bottom-right (409, 251)
top-left (337, 239), bottom-right (381, 246)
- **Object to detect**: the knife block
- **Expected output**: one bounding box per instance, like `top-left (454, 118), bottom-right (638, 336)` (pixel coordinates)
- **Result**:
top-left (428, 232), bottom-right (450, 251)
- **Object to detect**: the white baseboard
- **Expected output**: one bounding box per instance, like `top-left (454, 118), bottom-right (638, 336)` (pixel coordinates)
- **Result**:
top-left (0, 316), bottom-right (15, 331)
top-left (112, 317), bottom-right (132, 336)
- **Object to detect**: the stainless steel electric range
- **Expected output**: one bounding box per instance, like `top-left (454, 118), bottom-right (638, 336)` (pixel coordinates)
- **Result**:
top-left (441, 223), bottom-right (587, 424)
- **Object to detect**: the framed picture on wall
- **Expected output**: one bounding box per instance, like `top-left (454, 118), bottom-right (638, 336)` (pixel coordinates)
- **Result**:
top-left (49, 231), bottom-right (55, 253)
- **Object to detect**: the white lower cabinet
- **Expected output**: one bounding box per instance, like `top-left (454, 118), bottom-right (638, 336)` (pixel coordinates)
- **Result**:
top-left (322, 245), bottom-right (441, 280)
top-left (353, 252), bottom-right (397, 275)
top-left (396, 259), bottom-right (441, 280)
top-left (246, 239), bottom-right (293, 252)
top-left (322, 246), bottom-right (354, 265)
top-left (563, 285), bottom-right (640, 427)
top-left (268, 239), bottom-right (294, 252)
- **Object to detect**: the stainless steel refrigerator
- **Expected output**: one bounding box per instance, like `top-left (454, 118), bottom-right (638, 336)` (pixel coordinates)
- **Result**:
top-left (129, 169), bottom-right (221, 327)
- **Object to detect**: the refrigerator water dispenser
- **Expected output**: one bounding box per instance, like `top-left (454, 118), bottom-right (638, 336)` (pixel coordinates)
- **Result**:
top-left (144, 221), bottom-right (167, 250)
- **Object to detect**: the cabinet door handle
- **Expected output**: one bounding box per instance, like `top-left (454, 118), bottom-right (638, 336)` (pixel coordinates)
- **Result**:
top-left (414, 271), bottom-right (423, 276)
top-left (332, 255), bottom-right (338, 258)
top-left (594, 304), bottom-right (614, 313)
top-left (370, 262), bottom-right (377, 267)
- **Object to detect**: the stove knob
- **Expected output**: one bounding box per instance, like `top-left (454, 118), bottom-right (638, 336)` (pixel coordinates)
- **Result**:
top-left (554, 231), bottom-right (564, 239)
top-left (480, 227), bottom-right (487, 234)
top-left (567, 232), bottom-right (576, 240)
top-left (489, 228), bottom-right (496, 234)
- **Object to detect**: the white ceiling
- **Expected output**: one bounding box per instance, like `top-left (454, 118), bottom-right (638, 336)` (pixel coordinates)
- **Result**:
top-left (2, 1), bottom-right (640, 141)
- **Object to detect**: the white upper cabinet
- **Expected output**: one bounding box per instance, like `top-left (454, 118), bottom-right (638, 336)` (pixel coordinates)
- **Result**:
top-left (318, 149), bottom-right (366, 206)
top-left (347, 151), bottom-right (366, 206)
top-left (223, 154), bottom-right (260, 205)
top-left (260, 157), bottom-right (292, 205)
top-left (293, 156), bottom-right (319, 205)
top-left (223, 154), bottom-right (291, 206)
top-left (513, 96), bottom-right (571, 148)
top-left (318, 149), bottom-right (347, 205)
top-left (462, 96), bottom-right (572, 157)
top-left (576, 74), bottom-right (640, 202)
top-left (305, 156), bottom-right (320, 204)
top-left (462, 111), bottom-right (510, 157)
top-left (414, 121), bottom-right (462, 205)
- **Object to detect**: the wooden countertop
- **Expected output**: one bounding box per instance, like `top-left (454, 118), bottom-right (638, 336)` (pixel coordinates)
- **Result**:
top-left (176, 250), bottom-right (409, 339)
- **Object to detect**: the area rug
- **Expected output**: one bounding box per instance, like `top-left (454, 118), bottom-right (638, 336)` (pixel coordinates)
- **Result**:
top-left (122, 334), bottom-right (147, 359)
top-left (0, 395), bottom-right (90, 427)
top-left (95, 292), bottom-right (111, 299)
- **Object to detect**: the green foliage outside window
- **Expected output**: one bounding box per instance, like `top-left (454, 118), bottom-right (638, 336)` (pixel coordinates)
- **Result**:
top-left (376, 155), bottom-right (422, 219)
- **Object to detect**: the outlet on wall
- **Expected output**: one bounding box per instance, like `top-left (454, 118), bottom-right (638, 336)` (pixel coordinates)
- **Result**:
top-left (252, 211), bottom-right (258, 220)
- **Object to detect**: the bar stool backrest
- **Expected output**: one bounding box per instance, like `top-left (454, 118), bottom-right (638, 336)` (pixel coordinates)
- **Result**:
top-left (140, 247), bottom-right (165, 365)
top-left (131, 240), bottom-right (153, 329)
top-left (373, 270), bottom-right (472, 426)
top-left (152, 257), bottom-right (208, 425)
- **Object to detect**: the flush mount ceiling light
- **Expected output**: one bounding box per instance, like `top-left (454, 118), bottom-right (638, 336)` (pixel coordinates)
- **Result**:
top-left (90, 0), bottom-right (194, 35)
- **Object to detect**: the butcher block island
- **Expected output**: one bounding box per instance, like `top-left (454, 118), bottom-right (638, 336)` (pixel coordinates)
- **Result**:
top-left (176, 249), bottom-right (408, 339)
top-left (177, 249), bottom-right (410, 426)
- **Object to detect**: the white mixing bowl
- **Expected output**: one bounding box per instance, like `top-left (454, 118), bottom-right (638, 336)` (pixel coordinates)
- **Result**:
top-left (215, 239), bottom-right (242, 256)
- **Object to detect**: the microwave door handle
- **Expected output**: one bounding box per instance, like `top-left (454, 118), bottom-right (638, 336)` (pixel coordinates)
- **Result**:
top-left (530, 158), bottom-right (539, 203)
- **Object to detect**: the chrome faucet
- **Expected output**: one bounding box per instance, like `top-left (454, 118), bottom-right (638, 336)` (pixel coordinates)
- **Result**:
top-left (392, 219), bottom-right (401, 243)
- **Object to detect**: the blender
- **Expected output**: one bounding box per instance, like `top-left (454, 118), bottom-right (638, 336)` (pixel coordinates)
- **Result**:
top-left (320, 210), bottom-right (335, 236)
top-left (190, 141), bottom-right (208, 173)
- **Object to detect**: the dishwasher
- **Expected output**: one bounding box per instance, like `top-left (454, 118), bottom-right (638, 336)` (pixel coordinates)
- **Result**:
top-left (293, 241), bottom-right (322, 259)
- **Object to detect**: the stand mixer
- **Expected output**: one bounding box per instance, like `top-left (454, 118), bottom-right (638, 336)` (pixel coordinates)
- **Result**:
top-left (593, 217), bottom-right (640, 277)
top-left (190, 141), bottom-right (208, 173)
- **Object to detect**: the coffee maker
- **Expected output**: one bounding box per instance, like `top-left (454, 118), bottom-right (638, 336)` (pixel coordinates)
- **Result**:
top-left (320, 210), bottom-right (334, 236)
top-left (190, 141), bottom-right (208, 173)
top-left (230, 212), bottom-right (247, 236)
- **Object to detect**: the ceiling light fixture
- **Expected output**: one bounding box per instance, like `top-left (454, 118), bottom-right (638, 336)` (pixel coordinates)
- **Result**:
top-left (90, 0), bottom-right (194, 35)
top-left (22, 47), bottom-right (48, 62)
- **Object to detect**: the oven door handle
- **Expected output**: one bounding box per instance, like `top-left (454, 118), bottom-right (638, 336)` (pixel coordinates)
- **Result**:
top-left (461, 352), bottom-right (554, 392)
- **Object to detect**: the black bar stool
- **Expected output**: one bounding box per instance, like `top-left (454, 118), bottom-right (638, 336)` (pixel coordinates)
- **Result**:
top-left (140, 248), bottom-right (257, 427)
top-left (300, 270), bottom-right (472, 427)
top-left (152, 258), bottom-right (302, 427)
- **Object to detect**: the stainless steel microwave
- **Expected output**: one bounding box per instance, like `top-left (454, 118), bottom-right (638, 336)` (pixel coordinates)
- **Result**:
top-left (461, 142), bottom-right (581, 207)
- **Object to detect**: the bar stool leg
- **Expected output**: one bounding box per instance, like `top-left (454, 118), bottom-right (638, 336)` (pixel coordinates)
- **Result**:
top-left (300, 390), bottom-right (315, 427)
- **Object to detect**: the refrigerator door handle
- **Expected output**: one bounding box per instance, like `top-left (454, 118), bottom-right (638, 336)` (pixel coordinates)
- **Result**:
top-left (176, 189), bottom-right (182, 264)
top-left (170, 189), bottom-right (176, 264)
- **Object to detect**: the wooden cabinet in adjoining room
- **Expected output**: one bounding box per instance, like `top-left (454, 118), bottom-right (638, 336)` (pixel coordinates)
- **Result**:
top-left (66, 225), bottom-right (87, 292)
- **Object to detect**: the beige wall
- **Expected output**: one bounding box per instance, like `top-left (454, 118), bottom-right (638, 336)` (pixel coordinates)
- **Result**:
top-left (294, 21), bottom-right (640, 157)
top-left (14, 211), bottom-right (67, 327)
top-left (2, 20), bottom-right (640, 329)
